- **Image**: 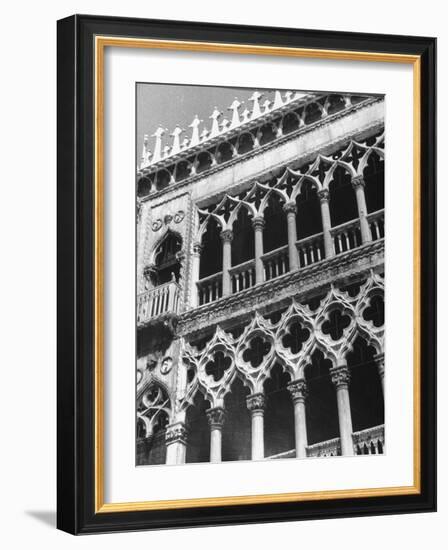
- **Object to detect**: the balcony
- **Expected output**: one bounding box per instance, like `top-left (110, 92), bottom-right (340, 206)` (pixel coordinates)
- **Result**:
top-left (196, 209), bottom-right (384, 307)
top-left (137, 281), bottom-right (181, 325)
top-left (267, 424), bottom-right (384, 459)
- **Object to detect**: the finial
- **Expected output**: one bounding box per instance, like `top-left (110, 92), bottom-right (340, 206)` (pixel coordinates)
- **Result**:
top-left (181, 137), bottom-right (190, 150)
top-left (221, 118), bottom-right (230, 133)
top-left (200, 128), bottom-right (210, 142)
top-left (241, 108), bottom-right (251, 123)
top-left (249, 91), bottom-right (263, 119)
top-left (189, 114), bottom-right (202, 146)
top-left (284, 91), bottom-right (294, 103)
top-left (229, 98), bottom-right (241, 129)
top-left (151, 126), bottom-right (166, 163)
top-left (209, 107), bottom-right (222, 137)
top-left (273, 90), bottom-right (284, 109)
top-left (163, 144), bottom-right (171, 158)
top-left (170, 125), bottom-right (183, 155)
top-left (140, 134), bottom-right (151, 168)
top-left (262, 99), bottom-right (272, 114)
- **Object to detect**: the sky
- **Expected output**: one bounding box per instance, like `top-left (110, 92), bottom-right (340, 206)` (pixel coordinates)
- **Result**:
top-left (136, 84), bottom-right (304, 166)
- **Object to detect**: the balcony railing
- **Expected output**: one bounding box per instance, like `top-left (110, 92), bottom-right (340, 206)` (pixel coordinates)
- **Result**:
top-left (368, 210), bottom-right (385, 241)
top-left (353, 424), bottom-right (385, 455)
top-left (263, 245), bottom-right (289, 281)
top-left (266, 424), bottom-right (385, 460)
top-left (230, 259), bottom-right (256, 293)
top-left (296, 233), bottom-right (324, 268)
top-left (137, 281), bottom-right (181, 324)
top-left (331, 219), bottom-right (362, 255)
top-left (197, 272), bottom-right (223, 306)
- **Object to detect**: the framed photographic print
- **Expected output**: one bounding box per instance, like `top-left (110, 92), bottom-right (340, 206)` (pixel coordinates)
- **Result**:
top-left (57, 14), bottom-right (436, 534)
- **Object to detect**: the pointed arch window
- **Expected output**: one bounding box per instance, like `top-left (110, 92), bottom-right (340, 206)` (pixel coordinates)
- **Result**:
top-left (152, 232), bottom-right (182, 286)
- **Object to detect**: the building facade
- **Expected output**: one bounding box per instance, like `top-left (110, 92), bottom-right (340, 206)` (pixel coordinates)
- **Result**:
top-left (136, 89), bottom-right (385, 466)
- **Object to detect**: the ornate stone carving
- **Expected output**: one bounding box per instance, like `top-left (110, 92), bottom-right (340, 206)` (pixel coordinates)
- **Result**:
top-left (317, 189), bottom-right (330, 202)
top-left (174, 210), bottom-right (185, 223)
top-left (192, 242), bottom-right (203, 256)
top-left (251, 216), bottom-right (266, 230)
top-left (206, 407), bottom-right (226, 429)
top-left (330, 365), bottom-right (351, 388)
top-left (283, 201), bottom-right (297, 215)
top-left (152, 219), bottom-right (163, 232)
top-left (220, 229), bottom-right (234, 243)
top-left (352, 175), bottom-right (365, 189)
top-left (160, 356), bottom-right (173, 375)
top-left (165, 422), bottom-right (188, 445)
top-left (288, 379), bottom-right (308, 403)
top-left (246, 393), bottom-right (265, 413)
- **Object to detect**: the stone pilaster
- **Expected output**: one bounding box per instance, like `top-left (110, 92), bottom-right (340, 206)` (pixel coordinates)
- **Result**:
top-left (220, 229), bottom-right (233, 296)
top-left (330, 364), bottom-right (354, 456)
top-left (318, 189), bottom-right (335, 258)
top-left (352, 175), bottom-right (372, 244)
top-left (283, 201), bottom-right (299, 271)
top-left (246, 393), bottom-right (265, 460)
top-left (206, 406), bottom-right (226, 463)
top-left (288, 379), bottom-right (308, 458)
top-left (252, 216), bottom-right (265, 284)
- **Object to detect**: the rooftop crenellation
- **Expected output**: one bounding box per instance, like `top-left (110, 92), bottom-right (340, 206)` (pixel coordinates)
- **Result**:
top-left (140, 89), bottom-right (313, 169)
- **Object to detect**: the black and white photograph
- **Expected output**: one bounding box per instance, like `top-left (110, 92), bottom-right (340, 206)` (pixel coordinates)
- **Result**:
top-left (135, 84), bottom-right (385, 466)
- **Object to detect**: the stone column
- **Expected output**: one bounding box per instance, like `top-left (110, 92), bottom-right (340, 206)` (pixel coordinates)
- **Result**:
top-left (165, 422), bottom-right (188, 465)
top-left (252, 216), bottom-right (265, 284)
top-left (283, 201), bottom-right (299, 271)
top-left (206, 407), bottom-right (225, 463)
top-left (288, 379), bottom-right (308, 458)
top-left (246, 393), bottom-right (265, 460)
top-left (220, 229), bottom-right (233, 296)
top-left (318, 189), bottom-right (335, 259)
top-left (330, 364), bottom-right (354, 456)
top-left (374, 352), bottom-right (385, 396)
top-left (352, 175), bottom-right (372, 244)
top-left (189, 242), bottom-right (202, 308)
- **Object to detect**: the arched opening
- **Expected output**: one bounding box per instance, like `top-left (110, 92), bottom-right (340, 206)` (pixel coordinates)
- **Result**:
top-left (155, 169), bottom-right (171, 191)
top-left (222, 378), bottom-right (251, 461)
top-left (231, 207), bottom-right (254, 266)
top-left (363, 151), bottom-right (385, 213)
top-left (304, 350), bottom-right (340, 446)
top-left (137, 176), bottom-right (152, 198)
top-left (326, 95), bottom-right (346, 115)
top-left (199, 217), bottom-right (222, 278)
top-left (295, 180), bottom-right (322, 239)
top-left (263, 364), bottom-right (294, 457)
top-left (196, 151), bottom-right (213, 173)
top-left (259, 123), bottom-right (277, 145)
top-left (185, 391), bottom-right (211, 463)
top-left (264, 193), bottom-right (287, 252)
top-left (237, 133), bottom-right (254, 155)
top-left (304, 102), bottom-right (322, 125)
top-left (216, 141), bottom-right (234, 164)
top-left (282, 112), bottom-right (300, 134)
top-left (346, 336), bottom-right (384, 433)
top-left (174, 160), bottom-right (191, 182)
top-left (136, 384), bottom-right (170, 465)
top-left (152, 232), bottom-right (182, 285)
top-left (329, 165), bottom-right (358, 226)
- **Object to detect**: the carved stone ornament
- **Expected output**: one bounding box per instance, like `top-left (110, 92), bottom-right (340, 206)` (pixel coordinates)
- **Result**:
top-left (251, 216), bottom-right (266, 230)
top-left (152, 219), bottom-right (163, 232)
top-left (288, 379), bottom-right (308, 402)
top-left (160, 356), bottom-right (173, 375)
top-left (165, 422), bottom-right (188, 445)
top-left (220, 229), bottom-right (234, 243)
top-left (164, 214), bottom-right (173, 225)
top-left (283, 201), bottom-right (297, 215)
top-left (174, 210), bottom-right (185, 223)
top-left (351, 175), bottom-right (365, 189)
top-left (206, 407), bottom-right (226, 429)
top-left (330, 365), bottom-right (351, 388)
top-left (317, 189), bottom-right (330, 202)
top-left (246, 392), bottom-right (265, 412)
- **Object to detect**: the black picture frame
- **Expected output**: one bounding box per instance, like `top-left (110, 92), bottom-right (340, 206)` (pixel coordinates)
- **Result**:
top-left (57, 14), bottom-right (436, 535)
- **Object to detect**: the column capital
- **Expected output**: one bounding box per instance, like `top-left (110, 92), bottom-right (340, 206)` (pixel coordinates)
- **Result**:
top-left (246, 392), bottom-right (265, 413)
top-left (220, 229), bottom-right (234, 243)
top-left (317, 188), bottom-right (330, 202)
top-left (192, 241), bottom-right (203, 255)
top-left (352, 175), bottom-right (365, 189)
top-left (283, 201), bottom-right (297, 215)
top-left (251, 216), bottom-right (266, 230)
top-left (330, 364), bottom-right (351, 388)
top-left (288, 379), bottom-right (308, 403)
top-left (165, 422), bottom-right (188, 445)
top-left (206, 406), bottom-right (226, 429)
